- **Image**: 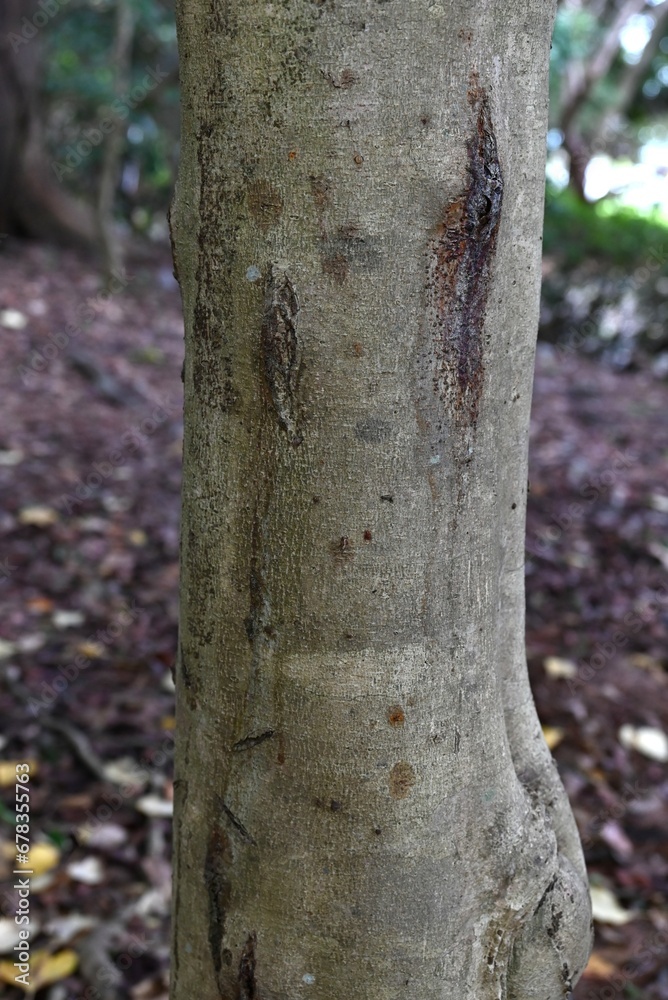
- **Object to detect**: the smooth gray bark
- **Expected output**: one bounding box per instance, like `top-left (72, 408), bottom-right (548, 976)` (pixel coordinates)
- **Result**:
top-left (170, 2), bottom-right (592, 997)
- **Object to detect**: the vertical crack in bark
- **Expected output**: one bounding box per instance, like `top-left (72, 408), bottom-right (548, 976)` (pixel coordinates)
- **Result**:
top-left (203, 823), bottom-right (233, 991)
top-left (218, 796), bottom-right (258, 847)
top-left (507, 858), bottom-right (593, 1000)
top-left (262, 265), bottom-right (303, 445)
top-left (238, 508), bottom-right (277, 743)
top-left (244, 514), bottom-right (272, 646)
top-left (427, 71), bottom-right (503, 430)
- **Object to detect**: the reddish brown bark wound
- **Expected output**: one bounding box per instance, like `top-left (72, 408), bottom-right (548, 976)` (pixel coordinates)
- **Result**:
top-left (427, 71), bottom-right (503, 428)
top-left (389, 761), bottom-right (416, 799)
top-left (388, 705), bottom-right (406, 726)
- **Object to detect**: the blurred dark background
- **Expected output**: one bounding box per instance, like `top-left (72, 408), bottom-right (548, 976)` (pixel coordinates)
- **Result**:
top-left (0, 1), bottom-right (667, 997)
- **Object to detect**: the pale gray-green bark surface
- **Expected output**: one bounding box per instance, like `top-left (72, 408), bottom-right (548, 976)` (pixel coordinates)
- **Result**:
top-left (170, 2), bottom-right (592, 997)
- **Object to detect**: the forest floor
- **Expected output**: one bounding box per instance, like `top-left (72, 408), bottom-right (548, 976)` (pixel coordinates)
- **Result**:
top-left (0, 240), bottom-right (666, 999)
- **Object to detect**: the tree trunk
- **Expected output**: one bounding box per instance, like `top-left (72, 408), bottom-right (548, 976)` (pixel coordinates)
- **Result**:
top-left (95, 0), bottom-right (135, 283)
top-left (170, 2), bottom-right (592, 998)
top-left (0, 0), bottom-right (97, 247)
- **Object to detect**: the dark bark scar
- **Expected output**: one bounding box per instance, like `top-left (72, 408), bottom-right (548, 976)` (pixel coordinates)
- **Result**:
top-left (427, 71), bottom-right (503, 428)
top-left (262, 265), bottom-right (303, 445)
top-left (177, 642), bottom-right (198, 710)
top-left (203, 822), bottom-right (233, 989)
top-left (237, 932), bottom-right (258, 1000)
top-left (232, 729), bottom-right (275, 751)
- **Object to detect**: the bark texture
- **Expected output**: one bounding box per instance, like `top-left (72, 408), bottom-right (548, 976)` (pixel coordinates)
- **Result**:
top-left (170, 2), bottom-right (592, 998)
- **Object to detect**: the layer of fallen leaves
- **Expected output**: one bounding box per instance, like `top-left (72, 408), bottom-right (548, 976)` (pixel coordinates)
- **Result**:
top-left (528, 344), bottom-right (668, 1000)
top-left (0, 240), bottom-right (179, 999)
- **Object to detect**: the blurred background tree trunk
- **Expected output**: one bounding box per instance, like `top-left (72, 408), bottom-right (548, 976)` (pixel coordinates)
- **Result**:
top-left (95, 0), bottom-right (135, 281)
top-left (0, 0), bottom-right (96, 246)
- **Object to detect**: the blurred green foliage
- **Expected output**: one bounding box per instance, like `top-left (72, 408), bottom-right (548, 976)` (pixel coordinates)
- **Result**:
top-left (551, 6), bottom-right (600, 73)
top-left (544, 185), bottom-right (668, 269)
top-left (43, 0), bottom-right (178, 231)
top-left (550, 2), bottom-right (668, 132)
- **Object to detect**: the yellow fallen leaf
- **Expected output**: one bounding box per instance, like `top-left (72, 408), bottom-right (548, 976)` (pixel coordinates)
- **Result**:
top-left (18, 506), bottom-right (58, 527)
top-left (544, 656), bottom-right (577, 679)
top-left (629, 653), bottom-right (663, 672)
top-left (0, 948), bottom-right (78, 993)
top-left (160, 715), bottom-right (176, 730)
top-left (28, 842), bottom-right (60, 878)
top-left (0, 760), bottom-right (38, 788)
top-left (583, 952), bottom-right (617, 979)
top-left (76, 641), bottom-right (105, 659)
top-left (542, 726), bottom-right (564, 751)
top-left (0, 960), bottom-right (21, 989)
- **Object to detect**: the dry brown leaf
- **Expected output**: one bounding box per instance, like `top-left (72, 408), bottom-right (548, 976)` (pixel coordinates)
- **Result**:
top-left (26, 597), bottom-right (54, 614)
top-left (583, 952), bottom-right (617, 979)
